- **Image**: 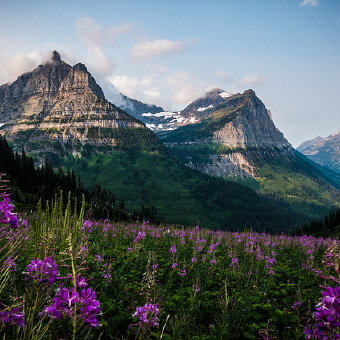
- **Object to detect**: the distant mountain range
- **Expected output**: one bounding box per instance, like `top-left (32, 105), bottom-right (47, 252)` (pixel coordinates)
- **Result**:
top-left (1, 50), bottom-right (340, 230)
top-left (297, 132), bottom-right (340, 174)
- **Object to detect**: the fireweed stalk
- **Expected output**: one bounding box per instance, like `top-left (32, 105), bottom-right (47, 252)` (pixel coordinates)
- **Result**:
top-left (42, 231), bottom-right (101, 340)
top-left (305, 242), bottom-right (340, 339)
top-left (129, 251), bottom-right (160, 339)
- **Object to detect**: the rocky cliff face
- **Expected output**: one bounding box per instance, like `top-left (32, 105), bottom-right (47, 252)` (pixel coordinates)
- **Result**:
top-left (0, 51), bottom-right (158, 163)
top-left (211, 90), bottom-right (289, 149)
top-left (159, 89), bottom-right (293, 178)
top-left (297, 132), bottom-right (340, 173)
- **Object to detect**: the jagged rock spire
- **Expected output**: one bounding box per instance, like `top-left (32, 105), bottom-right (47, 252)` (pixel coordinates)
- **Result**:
top-left (52, 50), bottom-right (61, 62)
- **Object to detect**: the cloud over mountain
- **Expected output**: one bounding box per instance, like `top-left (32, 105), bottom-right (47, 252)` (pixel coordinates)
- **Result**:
top-left (76, 18), bottom-right (132, 46)
top-left (130, 39), bottom-right (197, 62)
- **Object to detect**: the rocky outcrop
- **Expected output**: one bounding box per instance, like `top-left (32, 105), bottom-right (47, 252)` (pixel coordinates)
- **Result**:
top-left (212, 90), bottom-right (290, 149)
top-left (159, 89), bottom-right (293, 178)
top-left (0, 51), bottom-right (156, 162)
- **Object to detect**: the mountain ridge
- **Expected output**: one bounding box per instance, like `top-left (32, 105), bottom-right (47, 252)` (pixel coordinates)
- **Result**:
top-left (0, 50), bottom-right (339, 228)
top-left (157, 89), bottom-right (340, 218)
top-left (0, 50), bottom-right (164, 164)
top-left (297, 131), bottom-right (340, 174)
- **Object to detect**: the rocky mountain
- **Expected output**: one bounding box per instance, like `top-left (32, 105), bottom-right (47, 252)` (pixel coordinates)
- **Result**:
top-left (297, 132), bottom-right (340, 173)
top-left (113, 88), bottom-right (234, 132)
top-left (0, 50), bottom-right (313, 231)
top-left (159, 89), bottom-right (292, 177)
top-left (1, 51), bottom-right (340, 228)
top-left (158, 89), bottom-right (340, 217)
top-left (0, 51), bottom-right (162, 164)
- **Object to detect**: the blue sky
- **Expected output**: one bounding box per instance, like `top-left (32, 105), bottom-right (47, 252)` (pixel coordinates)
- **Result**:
top-left (0, 0), bottom-right (339, 147)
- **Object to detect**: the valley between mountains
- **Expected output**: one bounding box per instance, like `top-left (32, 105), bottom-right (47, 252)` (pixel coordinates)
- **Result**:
top-left (1, 51), bottom-right (340, 231)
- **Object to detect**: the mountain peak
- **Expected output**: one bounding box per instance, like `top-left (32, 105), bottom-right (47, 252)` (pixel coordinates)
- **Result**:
top-left (206, 88), bottom-right (225, 96)
top-left (243, 89), bottom-right (256, 97)
top-left (51, 50), bottom-right (61, 62)
top-left (73, 63), bottom-right (88, 72)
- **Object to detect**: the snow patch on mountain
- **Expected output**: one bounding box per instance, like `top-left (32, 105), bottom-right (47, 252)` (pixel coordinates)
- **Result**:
top-left (142, 111), bottom-right (178, 119)
top-left (197, 105), bottom-right (213, 112)
top-left (220, 92), bottom-right (233, 98)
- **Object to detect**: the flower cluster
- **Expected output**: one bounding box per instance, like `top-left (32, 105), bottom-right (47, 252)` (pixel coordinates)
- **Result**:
top-left (133, 303), bottom-right (159, 328)
top-left (45, 278), bottom-right (101, 327)
top-left (0, 196), bottom-right (18, 228)
top-left (82, 220), bottom-right (93, 233)
top-left (170, 245), bottom-right (177, 254)
top-left (0, 305), bottom-right (25, 327)
top-left (26, 256), bottom-right (59, 285)
top-left (2, 257), bottom-right (16, 272)
top-left (305, 286), bottom-right (340, 339)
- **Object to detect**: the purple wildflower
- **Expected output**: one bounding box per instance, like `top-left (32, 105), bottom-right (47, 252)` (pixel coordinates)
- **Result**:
top-left (3, 257), bottom-right (16, 272)
top-left (133, 303), bottom-right (159, 328)
top-left (171, 262), bottom-right (178, 269)
top-left (292, 301), bottom-right (302, 310)
top-left (75, 275), bottom-right (88, 288)
top-left (0, 305), bottom-right (25, 327)
top-left (45, 285), bottom-right (101, 327)
top-left (170, 245), bottom-right (177, 254)
top-left (230, 257), bottom-right (238, 267)
top-left (305, 285), bottom-right (340, 339)
top-left (134, 231), bottom-right (146, 243)
top-left (82, 220), bottom-right (93, 233)
top-left (192, 283), bottom-right (200, 293)
top-left (93, 255), bottom-right (102, 263)
top-left (0, 197), bottom-right (18, 228)
top-left (180, 269), bottom-right (187, 276)
top-left (79, 288), bottom-right (101, 327)
top-left (26, 256), bottom-right (59, 285)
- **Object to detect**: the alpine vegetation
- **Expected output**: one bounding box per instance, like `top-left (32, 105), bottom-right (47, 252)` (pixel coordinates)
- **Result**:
top-left (1, 174), bottom-right (340, 339)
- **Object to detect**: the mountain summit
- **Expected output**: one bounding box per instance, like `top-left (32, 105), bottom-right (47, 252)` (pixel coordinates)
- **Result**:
top-left (297, 132), bottom-right (340, 174)
top-left (0, 51), bottom-right (161, 164)
top-left (157, 89), bottom-right (340, 219)
top-left (159, 89), bottom-right (291, 177)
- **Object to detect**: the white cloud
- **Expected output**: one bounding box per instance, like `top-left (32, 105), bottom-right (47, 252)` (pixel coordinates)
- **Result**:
top-left (86, 47), bottom-right (116, 76)
top-left (299, 0), bottom-right (318, 6)
top-left (0, 50), bottom-right (50, 85)
top-left (238, 74), bottom-right (267, 87)
top-left (109, 74), bottom-right (155, 100)
top-left (75, 18), bottom-right (130, 78)
top-left (130, 39), bottom-right (196, 62)
top-left (108, 71), bottom-right (207, 111)
top-left (165, 72), bottom-right (206, 104)
top-left (76, 18), bottom-right (132, 47)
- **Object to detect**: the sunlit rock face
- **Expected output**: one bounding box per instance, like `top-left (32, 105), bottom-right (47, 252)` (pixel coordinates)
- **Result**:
top-left (159, 89), bottom-right (293, 178)
top-left (0, 51), bottom-right (153, 162)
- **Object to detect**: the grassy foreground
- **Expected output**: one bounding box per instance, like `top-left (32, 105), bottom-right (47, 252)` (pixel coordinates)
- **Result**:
top-left (1, 193), bottom-right (340, 339)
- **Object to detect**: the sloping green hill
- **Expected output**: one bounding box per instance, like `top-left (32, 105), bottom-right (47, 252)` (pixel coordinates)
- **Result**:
top-left (158, 91), bottom-right (340, 220)
top-left (60, 147), bottom-right (309, 232)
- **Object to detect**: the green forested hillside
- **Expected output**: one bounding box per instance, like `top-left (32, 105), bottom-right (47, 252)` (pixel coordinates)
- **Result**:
top-left (59, 146), bottom-right (309, 232)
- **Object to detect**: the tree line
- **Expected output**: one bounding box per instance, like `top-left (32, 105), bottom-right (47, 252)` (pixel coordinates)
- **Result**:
top-left (0, 135), bottom-right (160, 222)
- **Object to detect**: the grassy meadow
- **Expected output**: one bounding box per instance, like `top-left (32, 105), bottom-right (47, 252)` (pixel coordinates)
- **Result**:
top-left (1, 192), bottom-right (340, 339)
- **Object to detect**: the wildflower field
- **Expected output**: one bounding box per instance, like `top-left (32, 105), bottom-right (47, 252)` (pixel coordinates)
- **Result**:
top-left (1, 191), bottom-right (340, 339)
